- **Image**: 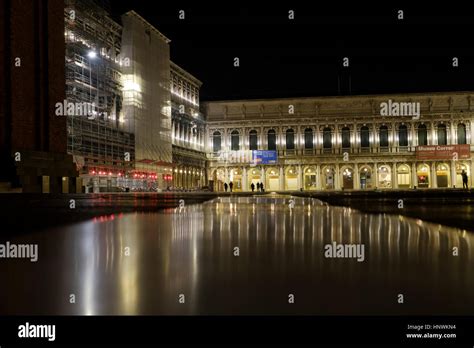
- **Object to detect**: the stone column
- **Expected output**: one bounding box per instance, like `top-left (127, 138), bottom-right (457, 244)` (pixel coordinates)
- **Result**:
top-left (280, 166), bottom-right (284, 190)
top-left (354, 162), bottom-right (359, 189)
top-left (243, 166), bottom-right (248, 191)
top-left (374, 162), bottom-right (379, 188)
top-left (412, 162), bottom-right (417, 188)
top-left (431, 162), bottom-right (437, 188)
top-left (451, 160), bottom-right (457, 188)
top-left (297, 164), bottom-right (302, 190)
top-left (335, 163), bottom-right (340, 190)
top-left (392, 162), bottom-right (397, 189)
top-left (316, 164), bottom-right (321, 190)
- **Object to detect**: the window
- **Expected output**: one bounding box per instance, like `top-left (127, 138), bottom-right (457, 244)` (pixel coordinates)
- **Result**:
top-left (231, 130), bottom-right (240, 150)
top-left (267, 129), bottom-right (276, 150)
top-left (304, 128), bottom-right (313, 149)
top-left (438, 124), bottom-right (447, 145)
top-left (399, 125), bottom-right (408, 146)
top-left (286, 129), bottom-right (295, 150)
top-left (458, 123), bottom-right (467, 144)
top-left (341, 127), bottom-right (350, 148)
top-left (249, 130), bottom-right (258, 150)
top-left (379, 126), bottom-right (389, 147)
top-left (213, 131), bottom-right (221, 152)
top-left (360, 126), bottom-right (370, 148)
top-left (418, 124), bottom-right (427, 145)
top-left (323, 127), bottom-right (332, 149)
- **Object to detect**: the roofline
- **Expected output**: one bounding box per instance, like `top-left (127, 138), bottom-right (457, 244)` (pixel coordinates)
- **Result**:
top-left (170, 61), bottom-right (203, 87)
top-left (201, 91), bottom-right (474, 104)
top-left (122, 10), bottom-right (171, 43)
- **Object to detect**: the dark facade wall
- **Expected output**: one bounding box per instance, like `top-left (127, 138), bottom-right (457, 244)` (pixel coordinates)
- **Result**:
top-left (0, 0), bottom-right (76, 191)
top-left (9, 0), bottom-right (66, 153)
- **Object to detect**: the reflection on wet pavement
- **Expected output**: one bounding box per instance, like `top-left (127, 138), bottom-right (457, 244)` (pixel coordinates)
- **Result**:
top-left (0, 195), bottom-right (472, 315)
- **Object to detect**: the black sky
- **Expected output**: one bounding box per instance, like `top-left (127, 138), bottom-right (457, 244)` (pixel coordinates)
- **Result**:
top-left (109, 1), bottom-right (474, 101)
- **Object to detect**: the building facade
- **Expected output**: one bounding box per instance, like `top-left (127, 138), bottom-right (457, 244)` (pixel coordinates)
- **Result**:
top-left (65, 0), bottom-right (134, 192)
top-left (170, 62), bottom-right (207, 190)
top-left (204, 93), bottom-right (474, 191)
top-left (0, 0), bottom-right (78, 193)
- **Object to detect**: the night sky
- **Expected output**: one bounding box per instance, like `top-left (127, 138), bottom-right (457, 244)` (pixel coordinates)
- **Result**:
top-left (110, 2), bottom-right (474, 101)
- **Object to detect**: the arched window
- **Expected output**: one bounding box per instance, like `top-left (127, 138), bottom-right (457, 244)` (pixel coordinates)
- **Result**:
top-left (304, 128), bottom-right (313, 149)
top-left (231, 130), bottom-right (240, 150)
top-left (341, 127), bottom-right (351, 148)
top-left (437, 124), bottom-right (447, 145)
top-left (379, 125), bottom-right (389, 147)
top-left (267, 129), bottom-right (276, 150)
top-left (323, 127), bottom-right (332, 149)
top-left (249, 130), bottom-right (258, 150)
top-left (458, 123), bottom-right (467, 144)
top-left (398, 125), bottom-right (408, 146)
top-left (360, 126), bottom-right (370, 148)
top-left (418, 124), bottom-right (427, 145)
top-left (213, 131), bottom-right (221, 152)
top-left (286, 129), bottom-right (295, 150)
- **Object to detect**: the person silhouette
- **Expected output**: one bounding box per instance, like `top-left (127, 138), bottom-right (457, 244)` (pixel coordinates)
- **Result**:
top-left (462, 170), bottom-right (469, 189)
top-left (251, 183), bottom-right (255, 192)
top-left (229, 181), bottom-right (234, 192)
top-left (224, 182), bottom-right (228, 192)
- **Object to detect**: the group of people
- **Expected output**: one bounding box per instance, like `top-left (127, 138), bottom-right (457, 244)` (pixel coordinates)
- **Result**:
top-left (223, 182), bottom-right (233, 192)
top-left (250, 182), bottom-right (264, 192)
top-left (223, 182), bottom-right (265, 192)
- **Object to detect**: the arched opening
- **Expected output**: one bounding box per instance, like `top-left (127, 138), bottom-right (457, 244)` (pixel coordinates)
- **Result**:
top-left (341, 167), bottom-right (354, 189)
top-left (437, 124), bottom-right (447, 145)
top-left (304, 167), bottom-right (317, 190)
top-left (378, 165), bottom-right (392, 188)
top-left (418, 124), bottom-right (427, 145)
top-left (458, 123), bottom-right (467, 144)
top-left (359, 166), bottom-right (372, 189)
top-left (398, 125), bottom-right (408, 147)
top-left (249, 130), bottom-right (258, 150)
top-left (266, 168), bottom-right (280, 191)
top-left (229, 168), bottom-right (243, 191)
top-left (304, 128), bottom-right (313, 149)
top-left (322, 166), bottom-right (335, 189)
top-left (360, 126), bottom-right (370, 148)
top-left (231, 130), bottom-right (240, 151)
top-left (455, 162), bottom-right (470, 188)
top-left (285, 166), bottom-right (298, 190)
top-left (247, 168), bottom-right (262, 190)
top-left (416, 164), bottom-right (430, 188)
top-left (379, 125), bottom-right (389, 148)
top-left (323, 127), bottom-right (332, 150)
top-left (286, 129), bottom-right (295, 150)
top-left (342, 127), bottom-right (351, 149)
top-left (267, 129), bottom-right (276, 151)
top-left (397, 164), bottom-right (411, 188)
top-left (212, 131), bottom-right (221, 153)
top-left (436, 163), bottom-right (450, 188)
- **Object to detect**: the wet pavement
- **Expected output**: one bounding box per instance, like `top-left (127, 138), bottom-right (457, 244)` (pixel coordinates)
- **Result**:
top-left (0, 195), bottom-right (473, 315)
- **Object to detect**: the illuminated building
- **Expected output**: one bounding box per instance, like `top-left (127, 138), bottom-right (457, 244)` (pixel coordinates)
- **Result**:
top-left (204, 93), bottom-right (473, 191)
top-left (170, 62), bottom-right (207, 189)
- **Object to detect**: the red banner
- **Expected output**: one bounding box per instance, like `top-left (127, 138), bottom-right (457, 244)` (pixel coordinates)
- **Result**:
top-left (416, 144), bottom-right (471, 160)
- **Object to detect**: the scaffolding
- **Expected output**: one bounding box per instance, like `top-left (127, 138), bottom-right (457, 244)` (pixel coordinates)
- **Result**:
top-left (64, 0), bottom-right (135, 191)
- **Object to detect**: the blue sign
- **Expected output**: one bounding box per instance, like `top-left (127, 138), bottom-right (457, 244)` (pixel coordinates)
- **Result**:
top-left (252, 150), bottom-right (277, 164)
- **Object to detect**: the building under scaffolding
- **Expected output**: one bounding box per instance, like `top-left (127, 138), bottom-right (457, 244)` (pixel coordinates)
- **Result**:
top-left (65, 0), bottom-right (135, 192)
top-left (120, 11), bottom-right (174, 191)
